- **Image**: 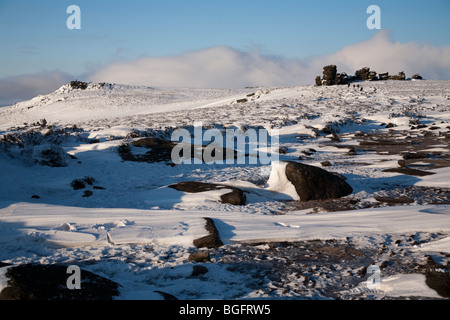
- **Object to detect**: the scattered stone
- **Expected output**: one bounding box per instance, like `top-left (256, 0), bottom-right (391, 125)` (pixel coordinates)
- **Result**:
top-left (71, 179), bottom-right (86, 190)
top-left (383, 168), bottom-right (436, 177)
top-left (188, 251), bottom-right (210, 263)
top-left (191, 265), bottom-right (209, 277)
top-left (347, 147), bottom-right (357, 155)
top-left (321, 161), bottom-right (331, 167)
top-left (285, 198), bottom-right (359, 213)
top-left (402, 152), bottom-right (430, 160)
top-left (278, 146), bottom-right (289, 154)
top-left (317, 245), bottom-right (365, 261)
top-left (374, 196), bottom-right (415, 205)
top-left (82, 190), bottom-right (93, 198)
top-left (71, 177), bottom-right (96, 190)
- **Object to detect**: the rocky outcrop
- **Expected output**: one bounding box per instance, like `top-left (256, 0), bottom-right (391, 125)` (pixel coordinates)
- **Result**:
top-left (69, 81), bottom-right (88, 90)
top-left (316, 65), bottom-right (352, 86)
top-left (315, 66), bottom-right (415, 86)
top-left (284, 161), bottom-right (353, 201)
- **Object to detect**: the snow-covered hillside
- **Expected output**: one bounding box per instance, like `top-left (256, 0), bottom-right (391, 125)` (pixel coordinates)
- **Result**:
top-left (0, 80), bottom-right (449, 300)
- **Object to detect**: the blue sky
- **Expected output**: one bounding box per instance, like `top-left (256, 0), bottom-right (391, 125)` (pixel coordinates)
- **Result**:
top-left (0, 0), bottom-right (449, 105)
top-left (1, 0), bottom-right (449, 77)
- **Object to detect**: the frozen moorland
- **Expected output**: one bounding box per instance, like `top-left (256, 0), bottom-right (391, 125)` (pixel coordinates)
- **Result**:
top-left (0, 80), bottom-right (449, 300)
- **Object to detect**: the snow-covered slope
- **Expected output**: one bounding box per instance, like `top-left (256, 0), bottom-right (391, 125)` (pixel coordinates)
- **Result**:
top-left (0, 82), bottom-right (255, 130)
top-left (0, 80), bottom-right (449, 300)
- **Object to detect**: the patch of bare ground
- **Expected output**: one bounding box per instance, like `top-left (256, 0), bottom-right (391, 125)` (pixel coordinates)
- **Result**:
top-left (208, 231), bottom-right (450, 299)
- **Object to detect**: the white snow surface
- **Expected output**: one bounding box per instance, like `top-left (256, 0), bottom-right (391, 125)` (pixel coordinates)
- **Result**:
top-left (0, 80), bottom-right (449, 300)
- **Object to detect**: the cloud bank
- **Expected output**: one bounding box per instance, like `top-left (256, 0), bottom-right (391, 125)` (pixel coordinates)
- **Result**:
top-left (0, 71), bottom-right (72, 106)
top-left (2, 30), bottom-right (449, 106)
top-left (320, 30), bottom-right (450, 80)
top-left (89, 30), bottom-right (450, 88)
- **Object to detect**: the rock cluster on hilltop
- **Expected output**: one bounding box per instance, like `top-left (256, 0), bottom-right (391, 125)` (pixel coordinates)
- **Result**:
top-left (315, 65), bottom-right (421, 86)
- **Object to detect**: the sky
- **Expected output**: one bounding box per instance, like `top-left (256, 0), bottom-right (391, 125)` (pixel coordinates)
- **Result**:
top-left (0, 0), bottom-right (449, 106)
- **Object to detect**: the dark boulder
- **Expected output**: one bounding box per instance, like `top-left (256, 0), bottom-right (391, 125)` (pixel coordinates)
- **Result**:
top-left (322, 65), bottom-right (337, 86)
top-left (169, 181), bottom-right (246, 206)
top-left (284, 162), bottom-right (353, 201)
top-left (193, 218), bottom-right (224, 249)
top-left (355, 67), bottom-right (371, 81)
top-left (412, 74), bottom-right (423, 80)
top-left (188, 250), bottom-right (210, 262)
top-left (191, 265), bottom-right (209, 277)
top-left (0, 264), bottom-right (120, 300)
top-left (315, 76), bottom-right (322, 87)
top-left (71, 176), bottom-right (96, 190)
top-left (425, 271), bottom-right (450, 298)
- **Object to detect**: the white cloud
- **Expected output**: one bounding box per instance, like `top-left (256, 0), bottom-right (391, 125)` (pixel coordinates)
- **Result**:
top-left (0, 71), bottom-right (72, 106)
top-left (89, 30), bottom-right (450, 88)
top-left (2, 31), bottom-right (449, 107)
top-left (89, 46), bottom-right (308, 88)
top-left (320, 30), bottom-right (450, 79)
